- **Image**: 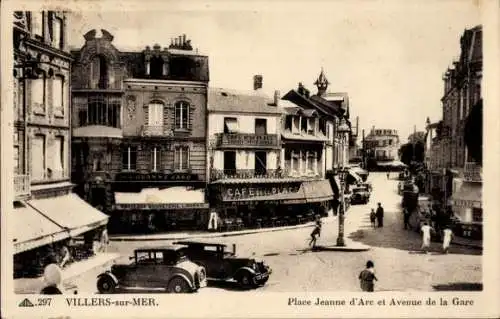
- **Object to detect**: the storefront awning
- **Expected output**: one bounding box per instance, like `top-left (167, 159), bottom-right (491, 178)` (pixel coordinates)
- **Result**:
top-left (347, 169), bottom-right (363, 184)
top-left (220, 180), bottom-right (333, 205)
top-left (450, 183), bottom-right (482, 208)
top-left (27, 194), bottom-right (109, 238)
top-left (13, 202), bottom-right (70, 254)
top-left (302, 180), bottom-right (334, 203)
top-left (114, 187), bottom-right (209, 210)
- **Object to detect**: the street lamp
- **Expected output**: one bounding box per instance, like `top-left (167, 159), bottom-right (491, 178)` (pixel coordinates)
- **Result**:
top-left (336, 118), bottom-right (351, 247)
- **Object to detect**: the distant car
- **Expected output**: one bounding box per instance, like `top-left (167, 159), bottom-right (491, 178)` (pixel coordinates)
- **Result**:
top-left (350, 185), bottom-right (370, 204)
top-left (96, 246), bottom-right (207, 294)
top-left (174, 241), bottom-right (272, 289)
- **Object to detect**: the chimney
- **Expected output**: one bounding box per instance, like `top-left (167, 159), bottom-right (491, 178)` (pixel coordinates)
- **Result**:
top-left (253, 75), bottom-right (263, 90)
top-left (182, 34), bottom-right (186, 46)
top-left (274, 90), bottom-right (280, 107)
top-left (178, 36), bottom-right (182, 47)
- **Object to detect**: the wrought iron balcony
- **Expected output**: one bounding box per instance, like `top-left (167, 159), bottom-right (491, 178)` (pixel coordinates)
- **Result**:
top-left (14, 174), bottom-right (30, 198)
top-left (210, 169), bottom-right (285, 181)
top-left (141, 125), bottom-right (173, 137)
top-left (215, 133), bottom-right (280, 149)
top-left (464, 162), bottom-right (482, 182)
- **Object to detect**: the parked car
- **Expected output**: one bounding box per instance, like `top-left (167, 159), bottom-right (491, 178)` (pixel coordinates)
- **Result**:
top-left (174, 241), bottom-right (272, 289)
top-left (350, 185), bottom-right (370, 204)
top-left (96, 246), bottom-right (207, 294)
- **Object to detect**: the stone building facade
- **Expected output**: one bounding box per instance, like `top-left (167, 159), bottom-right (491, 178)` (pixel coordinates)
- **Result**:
top-left (71, 30), bottom-right (210, 233)
top-left (12, 12), bottom-right (108, 276)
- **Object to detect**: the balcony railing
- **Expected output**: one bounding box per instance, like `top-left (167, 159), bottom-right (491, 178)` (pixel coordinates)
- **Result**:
top-left (464, 162), bottom-right (482, 182)
top-left (141, 125), bottom-right (173, 137)
top-left (14, 174), bottom-right (30, 198)
top-left (216, 133), bottom-right (280, 148)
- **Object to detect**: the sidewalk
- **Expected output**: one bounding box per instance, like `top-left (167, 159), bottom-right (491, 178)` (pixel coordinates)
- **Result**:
top-left (452, 236), bottom-right (483, 250)
top-left (110, 218), bottom-right (332, 241)
top-left (14, 252), bottom-right (120, 294)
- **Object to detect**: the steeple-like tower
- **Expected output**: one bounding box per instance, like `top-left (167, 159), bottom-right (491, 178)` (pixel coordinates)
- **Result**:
top-left (314, 68), bottom-right (329, 97)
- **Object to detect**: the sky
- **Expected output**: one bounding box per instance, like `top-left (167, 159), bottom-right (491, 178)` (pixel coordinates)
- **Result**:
top-left (67, 0), bottom-right (481, 143)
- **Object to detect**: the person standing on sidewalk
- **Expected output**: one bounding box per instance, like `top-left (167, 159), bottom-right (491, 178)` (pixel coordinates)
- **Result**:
top-left (421, 222), bottom-right (433, 253)
top-left (358, 260), bottom-right (378, 292)
top-left (442, 226), bottom-right (453, 254)
top-left (376, 203), bottom-right (384, 227)
top-left (370, 209), bottom-right (377, 228)
top-left (308, 218), bottom-right (322, 248)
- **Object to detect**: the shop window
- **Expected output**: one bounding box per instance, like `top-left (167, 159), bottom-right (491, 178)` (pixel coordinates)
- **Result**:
top-left (31, 135), bottom-right (46, 180)
top-left (255, 118), bottom-right (267, 135)
top-left (224, 117), bottom-right (238, 133)
top-left (52, 16), bottom-right (63, 49)
top-left (52, 75), bottom-right (64, 116)
top-left (31, 77), bottom-right (45, 114)
top-left (174, 145), bottom-right (189, 171)
top-left (472, 208), bottom-right (482, 222)
top-left (150, 147), bottom-right (161, 172)
top-left (174, 101), bottom-right (189, 130)
top-left (223, 151), bottom-right (236, 173)
top-left (255, 151), bottom-right (267, 175)
top-left (122, 146), bottom-right (137, 171)
top-left (148, 102), bottom-right (164, 126)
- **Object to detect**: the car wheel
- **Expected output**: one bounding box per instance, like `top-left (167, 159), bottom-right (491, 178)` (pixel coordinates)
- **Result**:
top-left (167, 277), bottom-right (190, 293)
top-left (238, 272), bottom-right (257, 289)
top-left (97, 276), bottom-right (116, 294)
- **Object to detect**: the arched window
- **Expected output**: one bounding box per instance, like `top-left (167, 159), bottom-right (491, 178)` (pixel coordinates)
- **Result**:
top-left (174, 101), bottom-right (189, 130)
top-left (90, 55), bottom-right (108, 89)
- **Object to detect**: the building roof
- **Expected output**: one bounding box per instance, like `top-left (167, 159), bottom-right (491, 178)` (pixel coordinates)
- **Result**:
top-left (208, 88), bottom-right (281, 115)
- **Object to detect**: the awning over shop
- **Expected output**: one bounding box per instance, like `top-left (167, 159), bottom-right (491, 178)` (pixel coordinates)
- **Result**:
top-left (347, 169), bottom-right (363, 184)
top-left (114, 187), bottom-right (209, 210)
top-left (302, 180), bottom-right (334, 203)
top-left (450, 183), bottom-right (482, 208)
top-left (13, 202), bottom-right (70, 254)
top-left (220, 180), bottom-right (333, 205)
top-left (28, 194), bottom-right (109, 238)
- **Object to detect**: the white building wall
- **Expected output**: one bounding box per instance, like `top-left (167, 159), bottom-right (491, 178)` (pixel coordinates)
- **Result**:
top-left (208, 113), bottom-right (279, 135)
top-left (268, 151), bottom-right (278, 170)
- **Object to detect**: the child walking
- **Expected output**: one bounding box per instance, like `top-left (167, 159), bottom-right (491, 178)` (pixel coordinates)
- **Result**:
top-left (369, 209), bottom-right (376, 228)
top-left (308, 218), bottom-right (322, 248)
top-left (358, 260), bottom-right (378, 292)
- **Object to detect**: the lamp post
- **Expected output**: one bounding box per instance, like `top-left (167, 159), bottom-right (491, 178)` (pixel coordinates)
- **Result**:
top-left (336, 119), bottom-right (351, 247)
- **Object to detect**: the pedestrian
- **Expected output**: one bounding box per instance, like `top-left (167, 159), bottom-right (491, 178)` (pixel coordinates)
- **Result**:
top-left (308, 218), bottom-right (322, 248)
top-left (40, 263), bottom-right (63, 295)
top-left (358, 260), bottom-right (378, 292)
top-left (369, 209), bottom-right (376, 228)
top-left (376, 203), bottom-right (384, 227)
top-left (403, 208), bottom-right (411, 230)
top-left (387, 172), bottom-right (390, 179)
top-left (442, 226), bottom-right (453, 254)
top-left (421, 222), bottom-right (433, 253)
top-left (59, 241), bottom-right (72, 268)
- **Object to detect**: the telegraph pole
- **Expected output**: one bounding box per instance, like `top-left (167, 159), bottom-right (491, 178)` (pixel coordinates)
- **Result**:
top-left (362, 129), bottom-right (366, 169)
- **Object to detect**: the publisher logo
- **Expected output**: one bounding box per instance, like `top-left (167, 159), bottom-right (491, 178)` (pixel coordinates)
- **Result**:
top-left (18, 298), bottom-right (34, 307)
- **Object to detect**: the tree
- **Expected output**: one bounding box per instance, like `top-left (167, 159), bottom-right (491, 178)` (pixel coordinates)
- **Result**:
top-left (464, 99), bottom-right (482, 163)
top-left (399, 141), bottom-right (425, 166)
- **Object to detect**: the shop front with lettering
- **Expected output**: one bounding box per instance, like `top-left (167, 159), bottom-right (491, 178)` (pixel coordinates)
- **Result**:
top-left (209, 179), bottom-right (334, 230)
top-left (109, 187), bottom-right (210, 234)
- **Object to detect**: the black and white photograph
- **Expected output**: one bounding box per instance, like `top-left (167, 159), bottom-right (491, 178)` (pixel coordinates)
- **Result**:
top-left (2, 0), bottom-right (499, 318)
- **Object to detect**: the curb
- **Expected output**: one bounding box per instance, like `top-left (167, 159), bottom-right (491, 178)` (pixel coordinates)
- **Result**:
top-left (109, 220), bottom-right (327, 242)
top-left (313, 245), bottom-right (371, 252)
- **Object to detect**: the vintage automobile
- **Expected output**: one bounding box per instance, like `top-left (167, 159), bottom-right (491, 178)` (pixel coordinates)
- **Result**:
top-left (174, 241), bottom-right (272, 289)
top-left (350, 185), bottom-right (370, 204)
top-left (96, 246), bottom-right (207, 294)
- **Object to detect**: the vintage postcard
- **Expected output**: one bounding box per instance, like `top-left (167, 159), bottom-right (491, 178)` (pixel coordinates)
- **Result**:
top-left (1, 0), bottom-right (499, 318)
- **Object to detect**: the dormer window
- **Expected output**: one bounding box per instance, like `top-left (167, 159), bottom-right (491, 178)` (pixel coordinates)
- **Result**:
top-left (292, 116), bottom-right (300, 134)
top-left (90, 55), bottom-right (108, 89)
top-left (149, 56), bottom-right (164, 78)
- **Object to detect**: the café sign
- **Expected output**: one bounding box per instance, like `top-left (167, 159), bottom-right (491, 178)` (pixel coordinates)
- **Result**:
top-left (115, 202), bottom-right (209, 210)
top-left (224, 185), bottom-right (301, 201)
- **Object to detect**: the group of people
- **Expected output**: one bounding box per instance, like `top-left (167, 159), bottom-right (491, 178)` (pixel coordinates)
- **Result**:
top-left (369, 203), bottom-right (385, 228)
top-left (420, 222), bottom-right (454, 254)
